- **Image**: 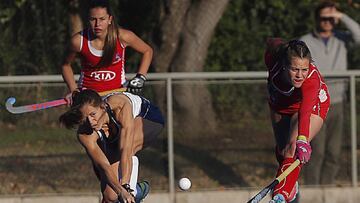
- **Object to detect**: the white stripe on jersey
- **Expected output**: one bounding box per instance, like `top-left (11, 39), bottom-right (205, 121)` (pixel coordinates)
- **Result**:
top-left (123, 92), bottom-right (142, 118)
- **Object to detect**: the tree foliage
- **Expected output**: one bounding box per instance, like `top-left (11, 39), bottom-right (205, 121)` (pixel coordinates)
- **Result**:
top-left (0, 0), bottom-right (70, 75)
top-left (206, 0), bottom-right (360, 72)
top-left (1, 0), bottom-right (359, 75)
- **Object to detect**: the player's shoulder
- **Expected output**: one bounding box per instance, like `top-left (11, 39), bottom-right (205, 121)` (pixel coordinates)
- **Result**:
top-left (118, 28), bottom-right (133, 35)
top-left (71, 30), bottom-right (84, 41)
top-left (118, 28), bottom-right (136, 41)
top-left (69, 31), bottom-right (83, 52)
top-left (106, 94), bottom-right (130, 108)
top-left (309, 62), bottom-right (317, 69)
top-left (306, 62), bottom-right (322, 80)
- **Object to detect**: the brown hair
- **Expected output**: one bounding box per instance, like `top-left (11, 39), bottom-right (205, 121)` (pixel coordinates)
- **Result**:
top-left (59, 89), bottom-right (102, 129)
top-left (89, 0), bottom-right (119, 68)
top-left (279, 40), bottom-right (312, 67)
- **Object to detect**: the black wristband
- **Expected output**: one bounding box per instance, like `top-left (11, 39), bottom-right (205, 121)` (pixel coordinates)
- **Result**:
top-left (122, 183), bottom-right (134, 193)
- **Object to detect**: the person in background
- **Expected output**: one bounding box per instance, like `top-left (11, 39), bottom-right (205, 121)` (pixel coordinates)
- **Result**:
top-left (62, 0), bottom-right (153, 102)
top-left (60, 89), bottom-right (164, 203)
top-left (265, 38), bottom-right (330, 203)
top-left (300, 0), bottom-right (360, 185)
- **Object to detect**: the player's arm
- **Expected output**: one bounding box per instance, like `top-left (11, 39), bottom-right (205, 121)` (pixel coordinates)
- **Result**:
top-left (62, 33), bottom-right (82, 93)
top-left (119, 28), bottom-right (153, 76)
top-left (296, 72), bottom-right (321, 163)
top-left (77, 132), bottom-right (130, 199)
top-left (107, 95), bottom-right (136, 186)
top-left (299, 74), bottom-right (321, 140)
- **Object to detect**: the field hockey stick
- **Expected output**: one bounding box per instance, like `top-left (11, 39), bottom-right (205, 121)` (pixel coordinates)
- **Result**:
top-left (5, 86), bottom-right (130, 114)
top-left (5, 97), bottom-right (67, 114)
top-left (247, 159), bottom-right (300, 203)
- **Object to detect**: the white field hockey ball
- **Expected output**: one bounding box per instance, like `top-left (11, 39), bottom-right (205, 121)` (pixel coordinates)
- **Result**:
top-left (179, 177), bottom-right (191, 190)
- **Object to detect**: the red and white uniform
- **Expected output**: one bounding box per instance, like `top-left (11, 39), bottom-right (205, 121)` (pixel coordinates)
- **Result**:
top-left (78, 29), bottom-right (126, 93)
top-left (265, 51), bottom-right (330, 138)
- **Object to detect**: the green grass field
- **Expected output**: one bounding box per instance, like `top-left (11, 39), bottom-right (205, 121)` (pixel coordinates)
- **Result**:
top-left (0, 127), bottom-right (80, 156)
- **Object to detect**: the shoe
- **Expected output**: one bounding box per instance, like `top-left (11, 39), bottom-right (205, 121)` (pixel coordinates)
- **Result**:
top-left (269, 193), bottom-right (286, 203)
top-left (135, 181), bottom-right (150, 203)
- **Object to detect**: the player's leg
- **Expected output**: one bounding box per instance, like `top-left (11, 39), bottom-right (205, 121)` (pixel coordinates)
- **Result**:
top-left (129, 103), bottom-right (164, 202)
top-left (270, 111), bottom-right (297, 202)
top-left (129, 155), bottom-right (139, 197)
top-left (118, 154), bottom-right (145, 202)
top-left (271, 112), bottom-right (323, 202)
top-left (99, 162), bottom-right (121, 203)
top-left (129, 118), bottom-right (163, 202)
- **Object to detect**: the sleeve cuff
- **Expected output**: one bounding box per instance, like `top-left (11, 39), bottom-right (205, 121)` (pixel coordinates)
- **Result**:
top-left (297, 135), bottom-right (308, 142)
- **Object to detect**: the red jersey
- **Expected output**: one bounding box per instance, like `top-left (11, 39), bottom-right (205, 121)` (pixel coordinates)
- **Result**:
top-left (78, 29), bottom-right (126, 93)
top-left (265, 51), bottom-right (330, 138)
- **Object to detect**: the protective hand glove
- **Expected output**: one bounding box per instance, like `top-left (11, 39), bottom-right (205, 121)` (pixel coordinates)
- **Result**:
top-left (295, 136), bottom-right (312, 164)
top-left (127, 73), bottom-right (146, 94)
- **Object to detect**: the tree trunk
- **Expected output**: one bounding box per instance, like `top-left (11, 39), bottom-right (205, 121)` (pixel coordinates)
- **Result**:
top-left (152, 0), bottom-right (229, 137)
top-left (150, 0), bottom-right (192, 111)
top-left (69, 0), bottom-right (83, 35)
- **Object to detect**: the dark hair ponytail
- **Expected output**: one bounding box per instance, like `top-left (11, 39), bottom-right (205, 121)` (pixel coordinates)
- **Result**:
top-left (59, 89), bottom-right (102, 129)
top-left (59, 107), bottom-right (83, 129)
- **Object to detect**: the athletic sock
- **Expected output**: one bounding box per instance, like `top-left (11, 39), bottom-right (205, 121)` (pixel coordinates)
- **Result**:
top-left (273, 157), bottom-right (302, 202)
top-left (129, 156), bottom-right (139, 196)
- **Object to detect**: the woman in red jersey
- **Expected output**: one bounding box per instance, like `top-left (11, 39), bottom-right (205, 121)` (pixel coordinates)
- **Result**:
top-left (265, 39), bottom-right (330, 203)
top-left (62, 0), bottom-right (153, 99)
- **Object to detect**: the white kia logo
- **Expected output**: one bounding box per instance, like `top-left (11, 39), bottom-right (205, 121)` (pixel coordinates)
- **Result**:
top-left (90, 71), bottom-right (116, 81)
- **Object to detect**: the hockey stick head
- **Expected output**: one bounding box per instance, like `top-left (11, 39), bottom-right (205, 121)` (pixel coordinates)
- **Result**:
top-left (5, 97), bottom-right (17, 112)
top-left (6, 97), bottom-right (16, 105)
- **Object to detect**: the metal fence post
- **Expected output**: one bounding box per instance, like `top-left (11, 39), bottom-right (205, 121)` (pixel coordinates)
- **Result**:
top-left (350, 75), bottom-right (358, 187)
top-left (166, 77), bottom-right (176, 202)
